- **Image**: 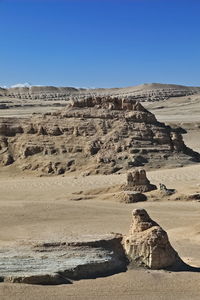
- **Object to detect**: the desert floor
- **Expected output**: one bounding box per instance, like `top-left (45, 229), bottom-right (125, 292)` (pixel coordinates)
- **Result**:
top-left (0, 99), bottom-right (200, 300)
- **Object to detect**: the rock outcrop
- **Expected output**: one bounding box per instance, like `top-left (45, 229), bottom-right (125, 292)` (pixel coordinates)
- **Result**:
top-left (119, 191), bottom-right (147, 203)
top-left (159, 183), bottom-right (176, 196)
top-left (0, 96), bottom-right (199, 175)
top-left (0, 234), bottom-right (127, 285)
top-left (123, 209), bottom-right (180, 269)
top-left (123, 169), bottom-right (157, 192)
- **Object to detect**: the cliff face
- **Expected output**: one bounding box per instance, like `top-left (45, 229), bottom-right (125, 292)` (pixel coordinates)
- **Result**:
top-left (0, 96), bottom-right (199, 175)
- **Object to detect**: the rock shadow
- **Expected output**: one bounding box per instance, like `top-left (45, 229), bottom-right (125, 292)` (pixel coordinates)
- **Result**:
top-left (167, 260), bottom-right (200, 273)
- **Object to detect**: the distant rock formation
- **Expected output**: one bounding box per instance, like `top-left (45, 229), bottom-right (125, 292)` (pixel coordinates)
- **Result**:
top-left (124, 169), bottom-right (157, 192)
top-left (119, 191), bottom-right (147, 203)
top-left (0, 96), bottom-right (199, 175)
top-left (1, 83), bottom-right (200, 101)
top-left (123, 209), bottom-right (180, 269)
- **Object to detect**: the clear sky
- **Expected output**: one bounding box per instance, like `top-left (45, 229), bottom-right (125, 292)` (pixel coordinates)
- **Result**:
top-left (0, 0), bottom-right (200, 88)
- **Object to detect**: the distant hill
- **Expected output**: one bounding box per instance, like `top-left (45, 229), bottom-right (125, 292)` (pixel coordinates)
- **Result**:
top-left (1, 83), bottom-right (200, 102)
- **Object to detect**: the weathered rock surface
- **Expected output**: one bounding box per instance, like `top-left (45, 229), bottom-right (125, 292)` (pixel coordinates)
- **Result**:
top-left (123, 169), bottom-right (157, 192)
top-left (0, 234), bottom-right (127, 285)
top-left (0, 210), bottom-right (188, 284)
top-left (0, 96), bottom-right (199, 175)
top-left (123, 209), bottom-right (180, 269)
top-left (159, 183), bottom-right (176, 196)
top-left (119, 191), bottom-right (147, 203)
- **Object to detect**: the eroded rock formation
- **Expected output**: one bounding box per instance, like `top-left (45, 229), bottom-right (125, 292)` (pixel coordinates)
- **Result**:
top-left (124, 169), bottom-right (157, 192)
top-left (2, 83), bottom-right (200, 101)
top-left (123, 209), bottom-right (180, 269)
top-left (0, 96), bottom-right (199, 175)
top-left (0, 234), bottom-right (127, 285)
top-left (0, 210), bottom-right (187, 285)
top-left (119, 191), bottom-right (147, 203)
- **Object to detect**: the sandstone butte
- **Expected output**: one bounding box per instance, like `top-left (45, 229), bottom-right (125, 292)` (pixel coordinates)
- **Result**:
top-left (0, 96), bottom-right (199, 175)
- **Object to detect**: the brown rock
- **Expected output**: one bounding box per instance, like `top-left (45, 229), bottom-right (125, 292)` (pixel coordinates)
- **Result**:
top-left (119, 191), bottom-right (147, 203)
top-left (1, 234), bottom-right (127, 285)
top-left (0, 96), bottom-right (199, 175)
top-left (123, 209), bottom-right (180, 269)
top-left (124, 169), bottom-right (157, 192)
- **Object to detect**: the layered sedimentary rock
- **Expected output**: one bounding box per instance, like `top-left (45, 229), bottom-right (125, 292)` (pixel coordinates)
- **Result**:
top-left (0, 210), bottom-right (184, 285)
top-left (119, 169), bottom-right (154, 203)
top-left (1, 83), bottom-right (200, 101)
top-left (0, 234), bottom-right (127, 285)
top-left (123, 169), bottom-right (157, 192)
top-left (5, 86), bottom-right (79, 100)
top-left (123, 209), bottom-right (180, 269)
top-left (0, 96), bottom-right (199, 175)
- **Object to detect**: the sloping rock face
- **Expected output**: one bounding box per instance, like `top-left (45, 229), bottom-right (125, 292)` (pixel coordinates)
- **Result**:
top-left (0, 96), bottom-right (199, 175)
top-left (123, 169), bottom-right (157, 192)
top-left (123, 209), bottom-right (180, 269)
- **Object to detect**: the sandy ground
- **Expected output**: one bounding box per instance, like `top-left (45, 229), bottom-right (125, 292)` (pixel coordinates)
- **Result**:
top-left (0, 101), bottom-right (200, 299)
top-left (143, 94), bottom-right (200, 123)
top-left (0, 169), bottom-right (200, 300)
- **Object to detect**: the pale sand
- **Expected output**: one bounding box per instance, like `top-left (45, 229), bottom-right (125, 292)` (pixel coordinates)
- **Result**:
top-left (0, 166), bottom-right (200, 299)
top-left (143, 93), bottom-right (200, 123)
top-left (0, 109), bottom-right (200, 299)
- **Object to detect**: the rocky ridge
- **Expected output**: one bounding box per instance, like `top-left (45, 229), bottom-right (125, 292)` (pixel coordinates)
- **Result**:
top-left (1, 83), bottom-right (200, 102)
top-left (0, 96), bottom-right (199, 175)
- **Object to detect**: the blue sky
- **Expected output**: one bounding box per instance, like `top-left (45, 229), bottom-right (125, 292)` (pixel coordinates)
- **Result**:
top-left (0, 0), bottom-right (200, 87)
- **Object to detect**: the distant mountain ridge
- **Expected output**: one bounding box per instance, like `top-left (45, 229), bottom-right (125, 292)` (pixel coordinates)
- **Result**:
top-left (0, 83), bottom-right (200, 102)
